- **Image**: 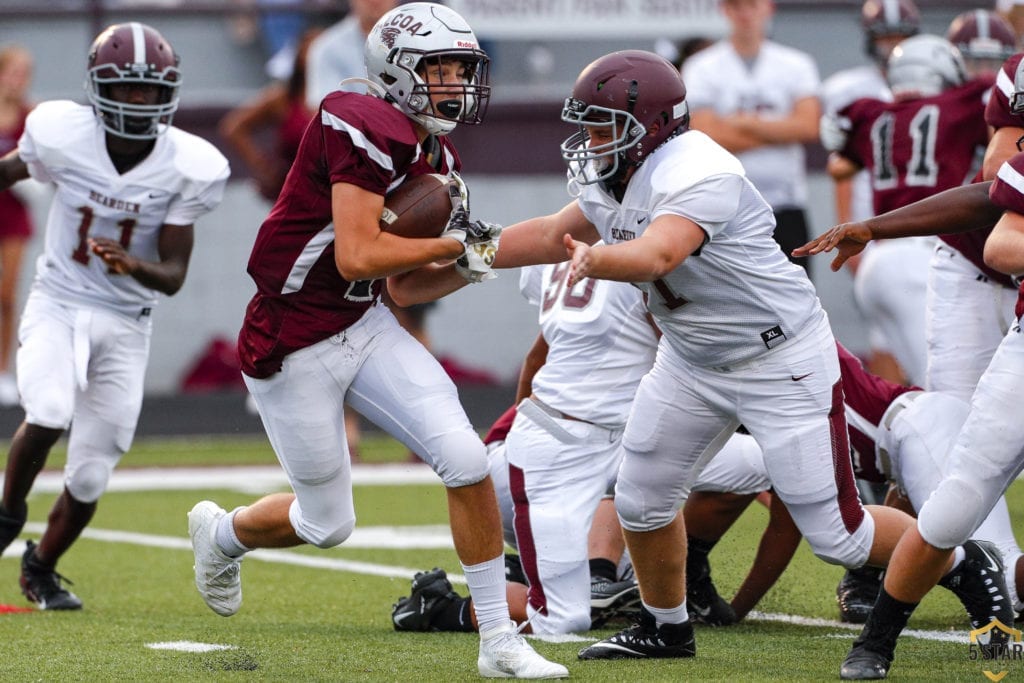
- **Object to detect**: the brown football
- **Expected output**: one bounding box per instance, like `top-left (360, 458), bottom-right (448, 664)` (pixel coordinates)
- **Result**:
top-left (379, 173), bottom-right (457, 239)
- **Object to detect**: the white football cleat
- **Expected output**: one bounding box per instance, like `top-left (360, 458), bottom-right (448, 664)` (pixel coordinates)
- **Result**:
top-left (188, 500), bottom-right (242, 617)
top-left (478, 621), bottom-right (569, 679)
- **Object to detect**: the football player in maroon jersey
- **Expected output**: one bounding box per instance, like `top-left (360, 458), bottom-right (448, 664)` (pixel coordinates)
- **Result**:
top-left (185, 3), bottom-right (565, 679)
top-left (795, 155), bottom-right (1024, 678)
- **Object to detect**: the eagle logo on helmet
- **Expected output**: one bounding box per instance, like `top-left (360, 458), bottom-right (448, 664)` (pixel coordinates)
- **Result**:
top-left (380, 27), bottom-right (401, 50)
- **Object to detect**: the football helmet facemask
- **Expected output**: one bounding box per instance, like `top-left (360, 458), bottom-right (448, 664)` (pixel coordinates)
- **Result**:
top-left (85, 22), bottom-right (181, 140)
top-left (886, 34), bottom-right (967, 100)
top-left (364, 2), bottom-right (490, 136)
top-left (1012, 59), bottom-right (1024, 115)
top-left (560, 50), bottom-right (689, 189)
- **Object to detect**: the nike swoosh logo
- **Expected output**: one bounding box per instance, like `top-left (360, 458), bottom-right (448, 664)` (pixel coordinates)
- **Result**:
top-left (791, 373), bottom-right (813, 381)
top-left (393, 609), bottom-right (417, 623)
top-left (692, 604), bottom-right (711, 617)
top-left (636, 216), bottom-right (648, 224)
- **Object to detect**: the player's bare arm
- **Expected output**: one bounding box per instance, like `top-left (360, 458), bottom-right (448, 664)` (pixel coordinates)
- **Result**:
top-left (90, 223), bottom-right (194, 295)
top-left (793, 182), bottom-right (1002, 270)
top-left (0, 149), bottom-right (29, 191)
top-left (728, 95), bottom-right (821, 145)
top-left (984, 210), bottom-right (1024, 276)
top-left (331, 182), bottom-right (463, 282)
top-left (492, 200), bottom-right (600, 269)
top-left (826, 152), bottom-right (861, 182)
top-left (566, 214), bottom-right (704, 286)
top-left (689, 109), bottom-right (762, 154)
top-left (983, 125), bottom-right (1022, 180)
top-left (515, 333), bottom-right (548, 403)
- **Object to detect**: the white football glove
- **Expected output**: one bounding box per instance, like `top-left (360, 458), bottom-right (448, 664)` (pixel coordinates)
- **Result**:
top-left (820, 114), bottom-right (852, 153)
top-left (456, 219), bottom-right (502, 283)
top-left (441, 208), bottom-right (471, 248)
top-left (449, 171), bottom-right (470, 212)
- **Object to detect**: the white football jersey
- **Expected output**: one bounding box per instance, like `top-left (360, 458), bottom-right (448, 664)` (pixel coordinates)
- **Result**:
top-left (576, 131), bottom-right (824, 368)
top-left (519, 262), bottom-right (657, 428)
top-left (19, 101), bottom-right (229, 319)
top-left (682, 40), bottom-right (820, 209)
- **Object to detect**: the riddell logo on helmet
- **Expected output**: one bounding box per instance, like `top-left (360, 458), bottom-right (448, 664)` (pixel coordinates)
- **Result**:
top-left (454, 40), bottom-right (477, 49)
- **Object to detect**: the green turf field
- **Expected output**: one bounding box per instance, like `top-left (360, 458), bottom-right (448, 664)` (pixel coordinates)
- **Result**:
top-left (0, 434), bottom-right (1020, 681)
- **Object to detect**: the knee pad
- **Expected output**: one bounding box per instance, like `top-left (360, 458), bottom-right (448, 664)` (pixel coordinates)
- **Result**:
top-left (433, 430), bottom-right (489, 487)
top-left (798, 504), bottom-right (874, 568)
top-left (918, 477), bottom-right (988, 549)
top-left (614, 477), bottom-right (677, 533)
top-left (288, 498), bottom-right (356, 549)
top-left (64, 460), bottom-right (113, 504)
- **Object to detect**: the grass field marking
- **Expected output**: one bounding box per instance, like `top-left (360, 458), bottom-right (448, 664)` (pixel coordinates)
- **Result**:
top-left (13, 464), bottom-right (438, 494)
top-left (15, 522), bottom-right (467, 583)
top-left (145, 642), bottom-right (236, 653)
top-left (8, 522), bottom-right (976, 647)
top-left (749, 611), bottom-right (968, 643)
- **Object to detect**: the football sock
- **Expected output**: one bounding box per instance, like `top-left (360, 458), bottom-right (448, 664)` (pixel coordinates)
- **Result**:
top-left (462, 555), bottom-right (510, 635)
top-left (942, 545), bottom-right (967, 576)
top-left (215, 507), bottom-right (250, 559)
top-left (644, 600), bottom-right (689, 627)
top-left (853, 588), bottom-right (917, 656)
top-left (589, 558), bottom-right (618, 582)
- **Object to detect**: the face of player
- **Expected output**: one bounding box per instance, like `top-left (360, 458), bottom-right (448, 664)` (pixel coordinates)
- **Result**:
top-left (421, 57), bottom-right (474, 121)
top-left (0, 50), bottom-right (32, 101)
top-left (873, 34), bottom-right (906, 66)
top-left (106, 82), bottom-right (163, 137)
top-left (722, 0), bottom-right (774, 41)
top-left (964, 56), bottom-right (1003, 80)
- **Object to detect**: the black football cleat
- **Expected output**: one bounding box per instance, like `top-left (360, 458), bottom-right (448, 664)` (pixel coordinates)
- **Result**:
top-left (687, 551), bottom-right (737, 626)
top-left (837, 566), bottom-right (884, 624)
top-left (20, 541), bottom-right (82, 611)
top-left (578, 608), bottom-right (696, 660)
top-left (939, 540), bottom-right (1015, 637)
top-left (590, 575), bottom-right (641, 628)
top-left (391, 567), bottom-right (459, 632)
top-left (840, 643), bottom-right (891, 680)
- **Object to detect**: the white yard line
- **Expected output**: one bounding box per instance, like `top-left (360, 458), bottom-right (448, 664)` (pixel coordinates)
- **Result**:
top-left (8, 463), bottom-right (439, 495)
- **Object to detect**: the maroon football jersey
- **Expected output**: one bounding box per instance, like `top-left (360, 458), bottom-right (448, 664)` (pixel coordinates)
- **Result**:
top-left (238, 92), bottom-right (461, 378)
top-left (484, 405), bottom-right (518, 445)
top-left (937, 58), bottom-right (1024, 289)
top-left (988, 151), bottom-right (1024, 319)
top-left (985, 52), bottom-right (1024, 130)
top-left (838, 343), bottom-right (918, 483)
top-left (841, 78), bottom-right (991, 216)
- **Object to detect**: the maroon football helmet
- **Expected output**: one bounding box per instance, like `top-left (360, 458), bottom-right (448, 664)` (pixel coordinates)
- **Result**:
top-left (862, 0), bottom-right (920, 61)
top-left (560, 50), bottom-right (689, 188)
top-left (85, 22), bottom-right (181, 140)
top-left (947, 10), bottom-right (1017, 78)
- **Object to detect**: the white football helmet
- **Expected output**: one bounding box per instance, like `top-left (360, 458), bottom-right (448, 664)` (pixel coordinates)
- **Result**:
top-left (364, 2), bottom-right (490, 136)
top-left (886, 34), bottom-right (967, 100)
